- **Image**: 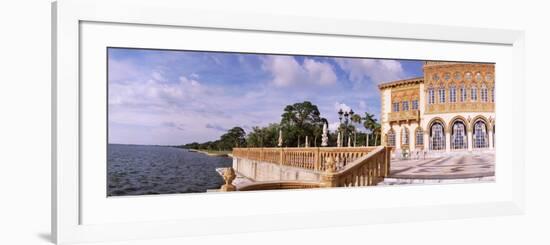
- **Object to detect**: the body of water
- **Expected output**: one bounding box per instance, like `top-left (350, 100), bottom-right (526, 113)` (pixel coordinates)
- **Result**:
top-left (107, 144), bottom-right (232, 196)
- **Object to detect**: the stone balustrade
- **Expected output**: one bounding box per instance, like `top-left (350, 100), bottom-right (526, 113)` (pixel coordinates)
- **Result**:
top-left (321, 146), bottom-right (390, 187)
top-left (226, 146), bottom-right (391, 191)
top-left (232, 147), bottom-right (377, 171)
top-left (388, 110), bottom-right (420, 123)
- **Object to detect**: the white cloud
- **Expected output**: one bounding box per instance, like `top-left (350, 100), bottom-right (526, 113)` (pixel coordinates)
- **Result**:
top-left (108, 59), bottom-right (143, 83)
top-left (328, 122), bottom-right (340, 132)
top-left (335, 58), bottom-right (406, 84)
top-left (108, 72), bottom-right (284, 144)
top-left (303, 59), bottom-right (338, 85)
top-left (262, 56), bottom-right (337, 87)
top-left (151, 70), bottom-right (164, 81)
top-left (109, 73), bottom-right (206, 109)
top-left (107, 54), bottom-right (395, 145)
top-left (334, 102), bottom-right (351, 113)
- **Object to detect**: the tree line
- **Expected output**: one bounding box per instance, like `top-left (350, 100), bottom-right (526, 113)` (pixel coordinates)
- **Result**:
top-left (178, 101), bottom-right (381, 151)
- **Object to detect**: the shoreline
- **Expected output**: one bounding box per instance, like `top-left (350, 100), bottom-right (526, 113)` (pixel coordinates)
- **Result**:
top-left (187, 149), bottom-right (231, 157)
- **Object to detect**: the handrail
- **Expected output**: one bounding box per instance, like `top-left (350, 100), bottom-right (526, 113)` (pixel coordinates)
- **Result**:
top-left (323, 146), bottom-right (390, 187)
top-left (232, 147), bottom-right (377, 171)
top-left (229, 146), bottom-right (391, 189)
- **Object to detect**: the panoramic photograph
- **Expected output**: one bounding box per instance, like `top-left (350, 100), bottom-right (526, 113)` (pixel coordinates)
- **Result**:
top-left (107, 47), bottom-right (495, 196)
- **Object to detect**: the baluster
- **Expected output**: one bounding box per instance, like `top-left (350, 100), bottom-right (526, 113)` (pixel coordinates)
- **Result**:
top-left (364, 167), bottom-right (368, 186)
top-left (366, 166), bottom-right (372, 186)
top-left (361, 167), bottom-right (366, 186)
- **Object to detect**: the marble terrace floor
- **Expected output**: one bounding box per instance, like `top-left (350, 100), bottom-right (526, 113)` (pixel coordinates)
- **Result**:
top-left (388, 152), bottom-right (495, 179)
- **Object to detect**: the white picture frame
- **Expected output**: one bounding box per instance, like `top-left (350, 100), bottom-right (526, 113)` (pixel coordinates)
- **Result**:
top-left (52, 0), bottom-right (525, 244)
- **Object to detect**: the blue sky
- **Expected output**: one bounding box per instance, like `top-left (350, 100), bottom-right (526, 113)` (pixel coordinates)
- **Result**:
top-left (108, 48), bottom-right (423, 145)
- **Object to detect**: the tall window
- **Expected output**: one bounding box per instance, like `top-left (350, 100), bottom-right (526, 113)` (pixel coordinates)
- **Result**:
top-left (401, 128), bottom-right (409, 146)
top-left (428, 88), bottom-right (435, 104)
top-left (412, 100), bottom-right (419, 110)
top-left (430, 122), bottom-right (445, 151)
top-left (474, 121), bottom-right (488, 148)
top-left (415, 128), bottom-right (424, 146)
top-left (402, 101), bottom-right (409, 111)
top-left (481, 84), bottom-right (488, 102)
top-left (471, 86), bottom-right (478, 101)
top-left (491, 87), bottom-right (495, 102)
top-left (451, 121), bottom-right (467, 150)
top-left (450, 85), bottom-right (457, 103)
top-left (438, 86), bottom-right (446, 103)
top-left (493, 125), bottom-right (495, 148)
top-left (460, 85), bottom-right (467, 102)
top-left (393, 102), bottom-right (399, 112)
top-left (387, 130), bottom-right (396, 147)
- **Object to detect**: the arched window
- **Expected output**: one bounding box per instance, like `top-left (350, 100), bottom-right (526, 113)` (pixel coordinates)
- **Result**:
top-left (451, 121), bottom-right (467, 150)
top-left (401, 128), bottom-right (409, 146)
top-left (393, 101), bottom-right (399, 112)
top-left (471, 85), bottom-right (478, 101)
top-left (438, 85), bottom-right (446, 103)
top-left (481, 84), bottom-right (488, 102)
top-left (474, 120), bottom-right (488, 148)
top-left (430, 122), bottom-right (445, 151)
top-left (387, 129), bottom-right (396, 147)
top-left (450, 85), bottom-right (457, 103)
top-left (412, 99), bottom-right (419, 110)
top-left (402, 101), bottom-right (409, 111)
top-left (428, 87), bottom-right (435, 104)
top-left (491, 87), bottom-right (495, 102)
top-left (460, 84), bottom-right (467, 102)
top-left (415, 128), bottom-right (424, 147)
top-left (493, 124), bottom-right (495, 148)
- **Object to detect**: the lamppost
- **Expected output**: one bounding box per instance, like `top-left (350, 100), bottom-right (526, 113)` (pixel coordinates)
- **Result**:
top-left (338, 108), bottom-right (354, 147)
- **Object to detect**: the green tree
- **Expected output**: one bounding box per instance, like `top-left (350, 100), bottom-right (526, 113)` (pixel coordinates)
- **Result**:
top-left (246, 123), bottom-right (280, 147)
top-left (373, 123), bottom-right (381, 146)
top-left (220, 127), bottom-right (246, 149)
top-left (311, 118), bottom-right (328, 147)
top-left (350, 114), bottom-right (362, 146)
top-left (362, 112), bottom-right (381, 146)
top-left (280, 101), bottom-right (323, 147)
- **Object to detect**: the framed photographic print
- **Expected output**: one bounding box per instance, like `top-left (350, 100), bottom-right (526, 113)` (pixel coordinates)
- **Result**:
top-left (52, 0), bottom-right (525, 244)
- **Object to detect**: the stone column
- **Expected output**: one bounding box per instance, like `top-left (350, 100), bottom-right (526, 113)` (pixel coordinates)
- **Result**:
top-left (488, 129), bottom-right (494, 149)
top-left (445, 131), bottom-right (451, 152)
top-left (467, 130), bottom-right (473, 151)
top-left (424, 132), bottom-right (429, 152)
top-left (395, 125), bottom-right (401, 151)
top-left (409, 126), bottom-right (416, 150)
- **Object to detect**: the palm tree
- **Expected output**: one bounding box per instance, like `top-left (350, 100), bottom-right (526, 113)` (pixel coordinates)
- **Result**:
top-left (362, 112), bottom-right (377, 146)
top-left (372, 123), bottom-right (381, 146)
top-left (350, 114), bottom-right (362, 146)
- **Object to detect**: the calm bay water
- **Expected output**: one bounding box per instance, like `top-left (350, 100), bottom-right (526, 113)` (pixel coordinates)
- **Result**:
top-left (107, 144), bottom-right (232, 196)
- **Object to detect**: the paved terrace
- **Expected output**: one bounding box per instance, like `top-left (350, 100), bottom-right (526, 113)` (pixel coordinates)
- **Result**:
top-left (382, 152), bottom-right (495, 185)
top-left (216, 148), bottom-right (495, 191)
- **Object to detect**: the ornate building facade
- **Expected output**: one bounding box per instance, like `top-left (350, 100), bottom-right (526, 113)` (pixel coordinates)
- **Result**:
top-left (379, 62), bottom-right (495, 154)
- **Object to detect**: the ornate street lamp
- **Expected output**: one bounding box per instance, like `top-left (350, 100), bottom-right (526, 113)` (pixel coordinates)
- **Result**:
top-left (338, 107), bottom-right (355, 147)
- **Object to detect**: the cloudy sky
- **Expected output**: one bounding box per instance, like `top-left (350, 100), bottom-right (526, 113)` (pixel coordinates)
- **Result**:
top-left (108, 48), bottom-right (423, 145)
